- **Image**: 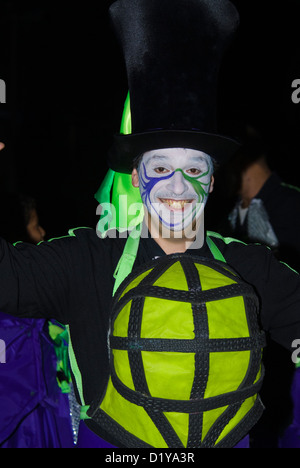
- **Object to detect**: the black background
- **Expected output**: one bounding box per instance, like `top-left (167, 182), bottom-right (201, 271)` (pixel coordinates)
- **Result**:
top-left (0, 0), bottom-right (300, 238)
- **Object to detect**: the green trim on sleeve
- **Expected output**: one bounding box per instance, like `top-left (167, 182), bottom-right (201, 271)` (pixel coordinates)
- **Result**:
top-left (66, 324), bottom-right (85, 406)
top-left (207, 230), bottom-right (246, 246)
top-left (46, 226), bottom-right (93, 243)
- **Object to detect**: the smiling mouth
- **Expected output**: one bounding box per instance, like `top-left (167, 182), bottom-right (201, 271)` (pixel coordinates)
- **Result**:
top-left (158, 198), bottom-right (194, 210)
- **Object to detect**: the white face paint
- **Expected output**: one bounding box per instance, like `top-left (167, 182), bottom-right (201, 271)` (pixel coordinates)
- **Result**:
top-left (137, 148), bottom-right (214, 233)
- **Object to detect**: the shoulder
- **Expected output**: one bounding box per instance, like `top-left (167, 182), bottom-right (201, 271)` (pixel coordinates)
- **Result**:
top-left (207, 229), bottom-right (274, 263)
top-left (279, 181), bottom-right (300, 197)
top-left (276, 181), bottom-right (300, 210)
top-left (207, 230), bottom-right (298, 280)
top-left (46, 226), bottom-right (99, 244)
top-left (268, 177), bottom-right (300, 212)
top-left (45, 226), bottom-right (124, 247)
top-left (37, 226), bottom-right (127, 264)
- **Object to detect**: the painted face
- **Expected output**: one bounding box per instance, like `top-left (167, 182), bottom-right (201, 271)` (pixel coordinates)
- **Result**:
top-left (137, 148), bottom-right (214, 233)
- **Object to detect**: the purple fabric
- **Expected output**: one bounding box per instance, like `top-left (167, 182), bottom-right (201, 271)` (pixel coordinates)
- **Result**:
top-left (234, 435), bottom-right (249, 448)
top-left (76, 421), bottom-right (249, 448)
top-left (0, 393), bottom-right (74, 448)
top-left (77, 421), bottom-right (117, 448)
top-left (278, 367), bottom-right (300, 448)
top-left (1, 309), bottom-right (298, 448)
top-left (0, 312), bottom-right (74, 448)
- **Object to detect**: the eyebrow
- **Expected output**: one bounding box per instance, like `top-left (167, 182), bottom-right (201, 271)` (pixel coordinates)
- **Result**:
top-left (150, 154), bottom-right (207, 164)
top-left (150, 155), bottom-right (169, 161)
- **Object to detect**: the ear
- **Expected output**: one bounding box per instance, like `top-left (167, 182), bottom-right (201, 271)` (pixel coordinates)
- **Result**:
top-left (209, 175), bottom-right (214, 194)
top-left (131, 168), bottom-right (139, 188)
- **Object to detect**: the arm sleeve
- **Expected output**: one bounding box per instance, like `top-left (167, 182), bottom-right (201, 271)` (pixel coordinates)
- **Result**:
top-left (258, 253), bottom-right (300, 351)
top-left (225, 240), bottom-right (300, 351)
top-left (0, 234), bottom-right (79, 324)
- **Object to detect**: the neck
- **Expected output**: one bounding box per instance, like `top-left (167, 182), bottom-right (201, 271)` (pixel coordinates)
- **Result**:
top-left (145, 212), bottom-right (205, 254)
top-left (240, 159), bottom-right (271, 208)
top-left (154, 235), bottom-right (194, 255)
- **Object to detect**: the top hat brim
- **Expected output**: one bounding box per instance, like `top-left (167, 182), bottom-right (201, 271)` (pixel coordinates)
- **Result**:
top-left (107, 129), bottom-right (240, 173)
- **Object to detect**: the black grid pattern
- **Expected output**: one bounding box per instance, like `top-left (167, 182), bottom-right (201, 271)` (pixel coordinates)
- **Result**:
top-left (90, 254), bottom-right (266, 448)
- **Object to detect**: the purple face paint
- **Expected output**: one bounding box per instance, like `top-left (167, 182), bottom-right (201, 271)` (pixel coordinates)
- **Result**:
top-left (137, 148), bottom-right (213, 233)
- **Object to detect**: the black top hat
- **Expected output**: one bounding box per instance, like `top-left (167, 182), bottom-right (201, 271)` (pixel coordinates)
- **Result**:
top-left (108, 0), bottom-right (240, 174)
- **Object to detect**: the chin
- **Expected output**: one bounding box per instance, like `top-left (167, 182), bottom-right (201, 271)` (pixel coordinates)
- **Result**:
top-left (159, 219), bottom-right (197, 240)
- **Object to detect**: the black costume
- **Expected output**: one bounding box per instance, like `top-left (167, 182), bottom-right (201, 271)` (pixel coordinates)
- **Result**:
top-left (1, 228), bottom-right (299, 410)
top-left (1, 0), bottom-right (300, 448)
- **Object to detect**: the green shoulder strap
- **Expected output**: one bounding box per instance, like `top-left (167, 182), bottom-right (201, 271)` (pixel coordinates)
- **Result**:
top-left (112, 231), bottom-right (226, 299)
top-left (113, 228), bottom-right (141, 296)
top-left (206, 231), bottom-right (226, 263)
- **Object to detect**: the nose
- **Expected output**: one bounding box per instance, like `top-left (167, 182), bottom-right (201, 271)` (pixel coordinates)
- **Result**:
top-left (166, 170), bottom-right (187, 196)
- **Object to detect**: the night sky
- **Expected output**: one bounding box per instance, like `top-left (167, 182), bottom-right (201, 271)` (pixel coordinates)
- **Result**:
top-left (0, 0), bottom-right (300, 238)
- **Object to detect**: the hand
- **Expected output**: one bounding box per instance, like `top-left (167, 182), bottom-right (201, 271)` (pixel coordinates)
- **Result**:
top-left (0, 142), bottom-right (5, 151)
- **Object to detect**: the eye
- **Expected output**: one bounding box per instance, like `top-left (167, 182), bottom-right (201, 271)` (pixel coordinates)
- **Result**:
top-left (154, 166), bottom-right (169, 174)
top-left (186, 168), bottom-right (201, 176)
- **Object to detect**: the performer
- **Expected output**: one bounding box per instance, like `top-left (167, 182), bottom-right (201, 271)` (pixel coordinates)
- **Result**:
top-left (0, 0), bottom-right (300, 448)
top-left (223, 126), bottom-right (300, 272)
top-left (216, 126), bottom-right (300, 447)
top-left (0, 190), bottom-right (75, 448)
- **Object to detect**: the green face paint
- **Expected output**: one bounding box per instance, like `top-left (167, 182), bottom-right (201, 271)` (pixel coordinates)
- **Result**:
top-left (139, 148), bottom-right (214, 234)
top-left (175, 168), bottom-right (211, 204)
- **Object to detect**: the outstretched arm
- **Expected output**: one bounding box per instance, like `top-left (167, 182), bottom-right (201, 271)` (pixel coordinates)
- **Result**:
top-left (0, 235), bottom-right (75, 323)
